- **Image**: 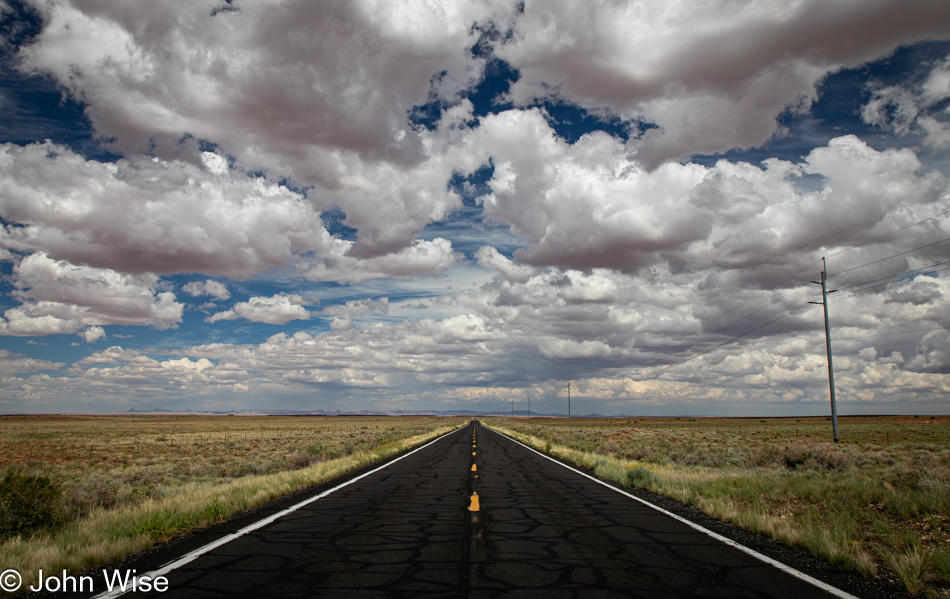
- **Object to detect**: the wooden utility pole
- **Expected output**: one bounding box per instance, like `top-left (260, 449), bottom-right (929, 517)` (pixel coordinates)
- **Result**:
top-left (810, 257), bottom-right (840, 442)
top-left (567, 381), bottom-right (572, 429)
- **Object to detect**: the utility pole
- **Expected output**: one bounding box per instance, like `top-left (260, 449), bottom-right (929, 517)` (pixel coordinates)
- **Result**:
top-left (567, 381), bottom-right (572, 430)
top-left (810, 257), bottom-right (840, 443)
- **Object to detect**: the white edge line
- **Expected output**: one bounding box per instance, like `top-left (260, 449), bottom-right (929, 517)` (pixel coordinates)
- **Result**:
top-left (93, 424), bottom-right (467, 599)
top-left (488, 426), bottom-right (859, 599)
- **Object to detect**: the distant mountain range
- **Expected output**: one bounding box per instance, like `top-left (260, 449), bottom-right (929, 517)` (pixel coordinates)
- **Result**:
top-left (121, 407), bottom-right (635, 418)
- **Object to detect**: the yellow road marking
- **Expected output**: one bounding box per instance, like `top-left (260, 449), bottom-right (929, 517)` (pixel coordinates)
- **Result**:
top-left (472, 451), bottom-right (476, 456)
top-left (471, 464), bottom-right (477, 471)
top-left (469, 493), bottom-right (480, 512)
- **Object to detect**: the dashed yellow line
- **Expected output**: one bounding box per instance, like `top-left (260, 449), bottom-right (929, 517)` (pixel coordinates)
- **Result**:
top-left (471, 464), bottom-right (476, 471)
top-left (468, 492), bottom-right (480, 512)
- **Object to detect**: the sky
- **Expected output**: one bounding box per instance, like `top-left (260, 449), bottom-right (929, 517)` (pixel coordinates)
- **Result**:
top-left (1, 0), bottom-right (949, 416)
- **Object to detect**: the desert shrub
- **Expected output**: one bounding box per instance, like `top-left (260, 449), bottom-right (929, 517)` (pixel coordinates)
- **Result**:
top-left (0, 469), bottom-right (68, 539)
top-left (750, 445), bottom-right (781, 467)
top-left (810, 444), bottom-right (852, 471)
top-left (594, 439), bottom-right (621, 456)
top-left (782, 443), bottom-right (815, 469)
top-left (305, 443), bottom-right (343, 460)
top-left (287, 451), bottom-right (314, 470)
top-left (125, 484), bottom-right (163, 506)
top-left (625, 464), bottom-right (658, 488)
top-left (69, 475), bottom-right (121, 514)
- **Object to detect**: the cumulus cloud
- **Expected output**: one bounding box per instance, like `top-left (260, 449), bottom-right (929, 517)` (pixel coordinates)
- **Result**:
top-left (862, 54), bottom-right (950, 148)
top-left (182, 280), bottom-right (231, 301)
top-left (0, 252), bottom-right (184, 336)
top-left (0, 349), bottom-right (63, 375)
top-left (0, 143), bottom-right (330, 279)
top-left (475, 246), bottom-right (539, 284)
top-left (496, 0), bottom-right (950, 167)
top-left (0, 141), bottom-right (462, 283)
top-left (78, 346), bottom-right (142, 364)
top-left (79, 326), bottom-right (106, 343)
top-left (18, 0), bottom-right (505, 160)
top-left (318, 298), bottom-right (390, 330)
top-left (302, 237), bottom-right (460, 284)
top-left (3, 0), bottom-right (949, 412)
top-left (206, 293), bottom-right (311, 325)
top-left (75, 354), bottom-right (252, 395)
top-left (465, 110), bottom-right (947, 278)
top-left (12, 0), bottom-right (520, 257)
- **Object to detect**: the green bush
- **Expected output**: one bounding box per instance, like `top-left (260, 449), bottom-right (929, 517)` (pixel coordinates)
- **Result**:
top-left (625, 465), bottom-right (658, 488)
top-left (0, 469), bottom-right (68, 540)
top-left (305, 443), bottom-right (343, 460)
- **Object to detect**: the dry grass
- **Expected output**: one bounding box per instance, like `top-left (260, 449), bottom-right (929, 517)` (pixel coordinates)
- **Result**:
top-left (487, 415), bottom-right (950, 596)
top-left (0, 415), bottom-right (464, 596)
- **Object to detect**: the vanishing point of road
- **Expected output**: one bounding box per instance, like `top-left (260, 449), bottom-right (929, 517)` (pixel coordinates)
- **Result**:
top-left (86, 421), bottom-right (858, 598)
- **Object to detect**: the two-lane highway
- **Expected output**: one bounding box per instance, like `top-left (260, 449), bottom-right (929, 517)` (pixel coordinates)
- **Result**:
top-left (87, 421), bottom-right (854, 598)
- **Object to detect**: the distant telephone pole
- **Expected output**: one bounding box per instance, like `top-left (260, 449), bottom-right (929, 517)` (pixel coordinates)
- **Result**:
top-left (810, 257), bottom-right (840, 443)
top-left (567, 381), bottom-right (572, 429)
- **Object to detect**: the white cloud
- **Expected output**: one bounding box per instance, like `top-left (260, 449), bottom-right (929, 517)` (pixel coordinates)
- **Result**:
top-left (318, 298), bottom-right (390, 330)
top-left (13, 0), bottom-right (518, 257)
top-left (76, 354), bottom-right (252, 395)
top-left (78, 346), bottom-right (142, 364)
top-left (465, 110), bottom-right (947, 277)
top-left (3, 1), bottom-right (949, 412)
top-left (0, 140), bottom-right (463, 283)
top-left (0, 252), bottom-right (184, 336)
top-left (862, 55), bottom-right (950, 148)
top-left (475, 246), bottom-right (539, 284)
top-left (0, 142), bottom-right (329, 279)
top-left (496, 0), bottom-right (950, 167)
top-left (79, 326), bottom-right (106, 343)
top-left (182, 279), bottom-right (231, 301)
top-left (0, 349), bottom-right (63, 375)
top-left (302, 237), bottom-right (460, 284)
top-left (206, 293), bottom-right (310, 325)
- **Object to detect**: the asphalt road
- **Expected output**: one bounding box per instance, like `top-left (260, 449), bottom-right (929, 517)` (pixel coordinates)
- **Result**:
top-left (89, 420), bottom-right (854, 598)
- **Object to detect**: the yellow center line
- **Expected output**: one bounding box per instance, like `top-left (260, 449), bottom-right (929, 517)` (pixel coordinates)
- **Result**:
top-left (471, 464), bottom-right (477, 471)
top-left (468, 492), bottom-right (480, 512)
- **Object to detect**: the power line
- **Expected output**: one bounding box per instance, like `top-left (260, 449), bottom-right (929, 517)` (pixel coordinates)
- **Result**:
top-left (826, 208), bottom-right (950, 260)
top-left (833, 260), bottom-right (950, 292)
top-left (837, 265), bottom-right (950, 298)
top-left (637, 257), bottom-right (947, 373)
top-left (636, 258), bottom-right (821, 370)
top-left (639, 281), bottom-right (813, 369)
top-left (647, 302), bottom-right (812, 377)
top-left (634, 210), bottom-right (950, 377)
top-left (830, 237), bottom-right (950, 276)
top-left (839, 381), bottom-right (949, 391)
top-left (804, 326), bottom-right (949, 351)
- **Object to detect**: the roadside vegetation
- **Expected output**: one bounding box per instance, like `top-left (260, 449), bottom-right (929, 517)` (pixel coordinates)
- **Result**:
top-left (485, 415), bottom-right (950, 598)
top-left (0, 414), bottom-right (464, 596)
